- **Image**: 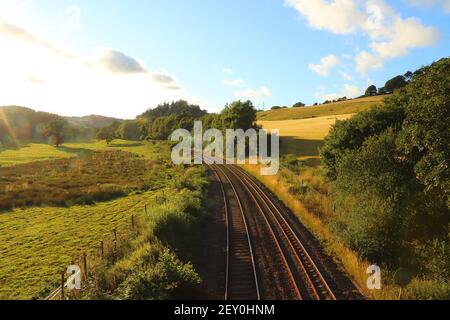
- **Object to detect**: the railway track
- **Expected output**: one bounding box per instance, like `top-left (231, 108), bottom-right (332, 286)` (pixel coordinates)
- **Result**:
top-left (210, 162), bottom-right (337, 300)
top-left (212, 165), bottom-right (260, 300)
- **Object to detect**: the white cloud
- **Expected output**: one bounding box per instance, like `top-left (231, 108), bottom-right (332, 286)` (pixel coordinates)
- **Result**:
top-left (309, 54), bottom-right (340, 77)
top-left (369, 17), bottom-right (440, 59)
top-left (235, 86), bottom-right (272, 98)
top-left (222, 68), bottom-right (233, 75)
top-left (406, 0), bottom-right (450, 13)
top-left (340, 71), bottom-right (353, 81)
top-left (315, 84), bottom-right (363, 101)
top-left (0, 22), bottom-right (190, 118)
top-left (222, 79), bottom-right (244, 86)
top-left (286, 0), bottom-right (441, 73)
top-left (286, 0), bottom-right (366, 34)
top-left (355, 51), bottom-right (384, 73)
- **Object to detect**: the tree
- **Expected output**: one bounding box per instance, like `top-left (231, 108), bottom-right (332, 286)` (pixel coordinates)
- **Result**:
top-left (322, 57), bottom-right (450, 267)
top-left (320, 103), bottom-right (405, 180)
top-left (404, 71), bottom-right (414, 82)
top-left (116, 120), bottom-right (141, 141)
top-left (385, 75), bottom-right (407, 93)
top-left (378, 87), bottom-right (387, 95)
top-left (331, 129), bottom-right (417, 263)
top-left (292, 102), bottom-right (306, 108)
top-left (42, 120), bottom-right (67, 147)
top-left (221, 100), bottom-right (257, 131)
top-left (96, 121), bottom-right (120, 144)
top-left (395, 58), bottom-right (450, 203)
top-left (365, 85), bottom-right (378, 96)
top-left (139, 100), bottom-right (206, 119)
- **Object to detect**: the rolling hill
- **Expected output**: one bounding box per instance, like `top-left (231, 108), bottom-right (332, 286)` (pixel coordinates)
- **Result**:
top-left (257, 95), bottom-right (386, 121)
top-left (257, 95), bottom-right (387, 159)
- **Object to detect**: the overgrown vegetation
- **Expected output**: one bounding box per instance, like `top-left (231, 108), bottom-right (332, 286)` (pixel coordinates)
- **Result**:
top-left (0, 140), bottom-right (210, 300)
top-left (0, 150), bottom-right (166, 211)
top-left (82, 167), bottom-right (209, 300)
top-left (319, 57), bottom-right (449, 298)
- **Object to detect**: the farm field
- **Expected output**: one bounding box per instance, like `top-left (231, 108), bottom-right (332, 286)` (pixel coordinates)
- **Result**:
top-left (0, 190), bottom-right (151, 299)
top-left (259, 114), bottom-right (353, 159)
top-left (0, 140), bottom-right (207, 299)
top-left (257, 95), bottom-right (386, 121)
top-left (0, 140), bottom-right (167, 167)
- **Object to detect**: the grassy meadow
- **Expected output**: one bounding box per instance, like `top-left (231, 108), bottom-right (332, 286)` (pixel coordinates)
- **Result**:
top-left (0, 139), bottom-right (209, 299)
top-left (0, 140), bottom-right (167, 167)
top-left (257, 95), bottom-right (386, 121)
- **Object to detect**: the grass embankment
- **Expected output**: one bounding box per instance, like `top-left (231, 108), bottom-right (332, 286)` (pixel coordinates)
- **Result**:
top-left (257, 95), bottom-right (386, 121)
top-left (0, 140), bottom-right (209, 299)
top-left (243, 163), bottom-right (400, 299)
top-left (83, 167), bottom-right (209, 300)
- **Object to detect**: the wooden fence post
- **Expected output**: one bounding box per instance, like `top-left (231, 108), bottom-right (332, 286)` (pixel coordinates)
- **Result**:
top-left (100, 241), bottom-right (104, 260)
top-left (145, 204), bottom-right (148, 215)
top-left (113, 228), bottom-right (117, 253)
top-left (83, 253), bottom-right (88, 280)
top-left (131, 214), bottom-right (135, 229)
top-left (61, 272), bottom-right (65, 300)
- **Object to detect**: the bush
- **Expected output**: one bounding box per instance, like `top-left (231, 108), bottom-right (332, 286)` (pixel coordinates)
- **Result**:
top-left (116, 249), bottom-right (200, 300)
top-left (403, 279), bottom-right (450, 300)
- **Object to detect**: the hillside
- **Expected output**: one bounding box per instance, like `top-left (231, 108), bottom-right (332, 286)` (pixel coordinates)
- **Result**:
top-left (257, 95), bottom-right (387, 121)
top-left (66, 115), bottom-right (122, 129)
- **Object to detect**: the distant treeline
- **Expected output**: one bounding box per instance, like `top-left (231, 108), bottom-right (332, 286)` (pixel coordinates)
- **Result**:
top-left (96, 100), bottom-right (259, 143)
top-left (0, 106), bottom-right (121, 149)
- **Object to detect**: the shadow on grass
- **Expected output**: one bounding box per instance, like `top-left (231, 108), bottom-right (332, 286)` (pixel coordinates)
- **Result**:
top-left (109, 142), bottom-right (143, 148)
top-left (280, 136), bottom-right (324, 158)
top-left (58, 146), bottom-right (94, 157)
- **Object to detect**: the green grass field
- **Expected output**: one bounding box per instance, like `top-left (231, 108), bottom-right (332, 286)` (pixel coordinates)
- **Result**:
top-left (0, 139), bottom-right (189, 299)
top-left (0, 190), bottom-right (153, 299)
top-left (0, 140), bottom-right (167, 167)
top-left (257, 95), bottom-right (386, 121)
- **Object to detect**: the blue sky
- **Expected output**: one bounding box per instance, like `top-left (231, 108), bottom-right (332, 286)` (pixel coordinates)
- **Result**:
top-left (0, 0), bottom-right (449, 118)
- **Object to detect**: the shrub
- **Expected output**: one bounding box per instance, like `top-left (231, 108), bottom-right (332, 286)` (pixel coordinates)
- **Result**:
top-left (116, 249), bottom-right (200, 300)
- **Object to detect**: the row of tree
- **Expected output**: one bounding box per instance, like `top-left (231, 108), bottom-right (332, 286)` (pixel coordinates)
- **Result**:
top-left (365, 71), bottom-right (414, 96)
top-left (0, 107), bottom-right (101, 148)
top-left (95, 99), bottom-right (259, 143)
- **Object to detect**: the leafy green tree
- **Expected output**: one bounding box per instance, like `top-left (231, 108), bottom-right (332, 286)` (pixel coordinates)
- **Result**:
top-left (292, 102), bottom-right (306, 108)
top-left (320, 103), bottom-right (405, 180)
top-left (116, 120), bottom-right (141, 141)
top-left (365, 85), bottom-right (378, 96)
top-left (139, 100), bottom-right (206, 119)
top-left (395, 58), bottom-right (450, 204)
top-left (42, 119), bottom-right (68, 147)
top-left (322, 57), bottom-right (450, 267)
top-left (332, 129), bottom-right (417, 263)
top-left (385, 75), bottom-right (407, 92)
top-left (96, 120), bottom-right (120, 144)
top-left (221, 100), bottom-right (257, 131)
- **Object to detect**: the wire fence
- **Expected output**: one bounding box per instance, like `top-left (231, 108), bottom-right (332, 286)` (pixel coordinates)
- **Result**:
top-left (44, 209), bottom-right (145, 300)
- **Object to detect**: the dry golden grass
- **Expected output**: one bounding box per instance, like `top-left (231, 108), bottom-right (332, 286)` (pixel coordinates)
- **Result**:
top-left (242, 164), bottom-right (401, 300)
top-left (257, 95), bottom-right (386, 121)
top-left (258, 114), bottom-right (353, 159)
